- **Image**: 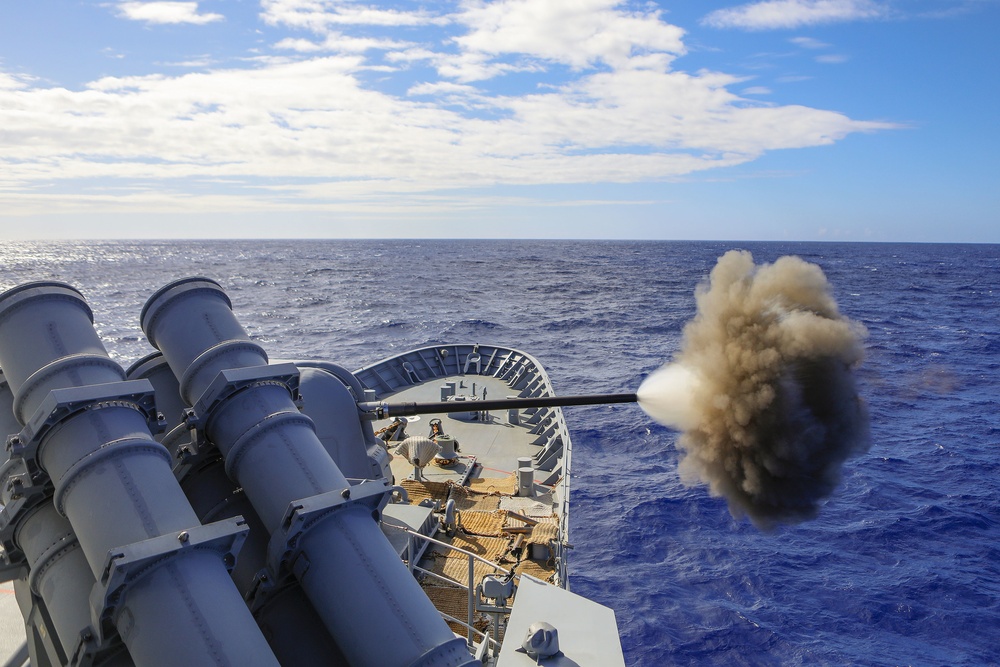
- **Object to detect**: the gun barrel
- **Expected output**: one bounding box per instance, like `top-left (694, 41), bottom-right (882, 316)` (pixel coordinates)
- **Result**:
top-left (359, 392), bottom-right (638, 419)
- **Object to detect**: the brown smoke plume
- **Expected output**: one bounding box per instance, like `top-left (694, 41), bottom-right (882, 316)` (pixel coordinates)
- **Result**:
top-left (638, 250), bottom-right (870, 529)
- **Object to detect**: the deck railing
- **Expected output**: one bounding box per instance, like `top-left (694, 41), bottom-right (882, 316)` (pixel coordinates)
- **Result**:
top-left (383, 523), bottom-right (515, 655)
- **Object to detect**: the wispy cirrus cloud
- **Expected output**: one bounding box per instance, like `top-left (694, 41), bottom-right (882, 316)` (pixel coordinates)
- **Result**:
top-left (790, 36), bottom-right (830, 49)
top-left (115, 1), bottom-right (224, 25)
top-left (274, 33), bottom-right (414, 54)
top-left (702, 0), bottom-right (886, 30)
top-left (260, 0), bottom-right (450, 30)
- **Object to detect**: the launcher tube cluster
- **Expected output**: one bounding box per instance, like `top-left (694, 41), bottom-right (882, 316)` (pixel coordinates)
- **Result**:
top-left (0, 283), bottom-right (276, 667)
top-left (141, 278), bottom-right (475, 667)
top-left (0, 278), bottom-right (478, 667)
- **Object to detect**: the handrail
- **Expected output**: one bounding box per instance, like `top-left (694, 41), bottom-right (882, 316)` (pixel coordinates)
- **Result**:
top-left (384, 523), bottom-right (513, 575)
top-left (556, 420), bottom-right (572, 588)
top-left (438, 611), bottom-right (492, 645)
top-left (383, 523), bottom-right (514, 649)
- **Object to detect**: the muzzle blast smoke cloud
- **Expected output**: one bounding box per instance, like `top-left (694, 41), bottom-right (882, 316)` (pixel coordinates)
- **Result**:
top-left (637, 250), bottom-right (870, 529)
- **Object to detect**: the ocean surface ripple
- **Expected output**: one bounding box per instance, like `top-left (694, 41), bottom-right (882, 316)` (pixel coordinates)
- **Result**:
top-left (1, 239), bottom-right (996, 666)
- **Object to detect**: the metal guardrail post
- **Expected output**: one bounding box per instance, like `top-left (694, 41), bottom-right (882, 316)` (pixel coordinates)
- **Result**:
top-left (468, 556), bottom-right (475, 648)
top-left (380, 523), bottom-right (517, 656)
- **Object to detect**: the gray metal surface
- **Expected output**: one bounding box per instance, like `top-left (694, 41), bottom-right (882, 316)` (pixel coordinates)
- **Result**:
top-left (141, 277), bottom-right (477, 667)
top-left (356, 343), bottom-right (624, 665)
top-left (356, 344), bottom-right (575, 588)
top-left (374, 373), bottom-right (551, 487)
top-left (0, 281), bottom-right (277, 667)
top-left (123, 357), bottom-right (349, 667)
top-left (0, 278), bottom-right (624, 667)
top-left (496, 575), bottom-right (625, 667)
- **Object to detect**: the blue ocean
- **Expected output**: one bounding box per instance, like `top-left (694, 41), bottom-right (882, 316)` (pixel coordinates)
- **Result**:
top-left (1, 239), bottom-right (996, 666)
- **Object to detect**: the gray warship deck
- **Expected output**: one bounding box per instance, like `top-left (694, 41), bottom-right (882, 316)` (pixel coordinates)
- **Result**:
top-left (355, 345), bottom-right (571, 590)
top-left (356, 344), bottom-right (625, 666)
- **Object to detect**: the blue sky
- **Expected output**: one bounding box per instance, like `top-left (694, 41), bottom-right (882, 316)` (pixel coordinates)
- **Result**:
top-left (0, 0), bottom-right (997, 241)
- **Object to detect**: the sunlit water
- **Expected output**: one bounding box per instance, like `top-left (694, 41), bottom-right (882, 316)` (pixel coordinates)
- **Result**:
top-left (1, 239), bottom-right (996, 666)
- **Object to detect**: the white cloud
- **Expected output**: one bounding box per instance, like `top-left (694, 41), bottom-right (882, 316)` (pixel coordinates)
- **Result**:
top-left (434, 54), bottom-right (542, 85)
top-left (0, 57), bottom-right (894, 196)
top-left (384, 48), bottom-right (440, 64)
top-left (116, 2), bottom-right (224, 25)
top-left (790, 36), bottom-right (830, 49)
top-left (816, 53), bottom-right (849, 63)
top-left (702, 0), bottom-right (885, 30)
top-left (0, 0), bottom-right (901, 217)
top-left (452, 0), bottom-right (686, 75)
top-left (274, 33), bottom-right (412, 53)
top-left (161, 56), bottom-right (215, 68)
top-left (407, 81), bottom-right (481, 97)
top-left (0, 73), bottom-right (33, 91)
top-left (263, 0), bottom-right (687, 82)
top-left (260, 0), bottom-right (449, 30)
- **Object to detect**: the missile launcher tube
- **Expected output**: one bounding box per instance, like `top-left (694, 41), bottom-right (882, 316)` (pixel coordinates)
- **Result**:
top-left (0, 282), bottom-right (280, 667)
top-left (141, 277), bottom-right (478, 667)
top-left (3, 376), bottom-right (133, 665)
top-left (125, 357), bottom-right (348, 666)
